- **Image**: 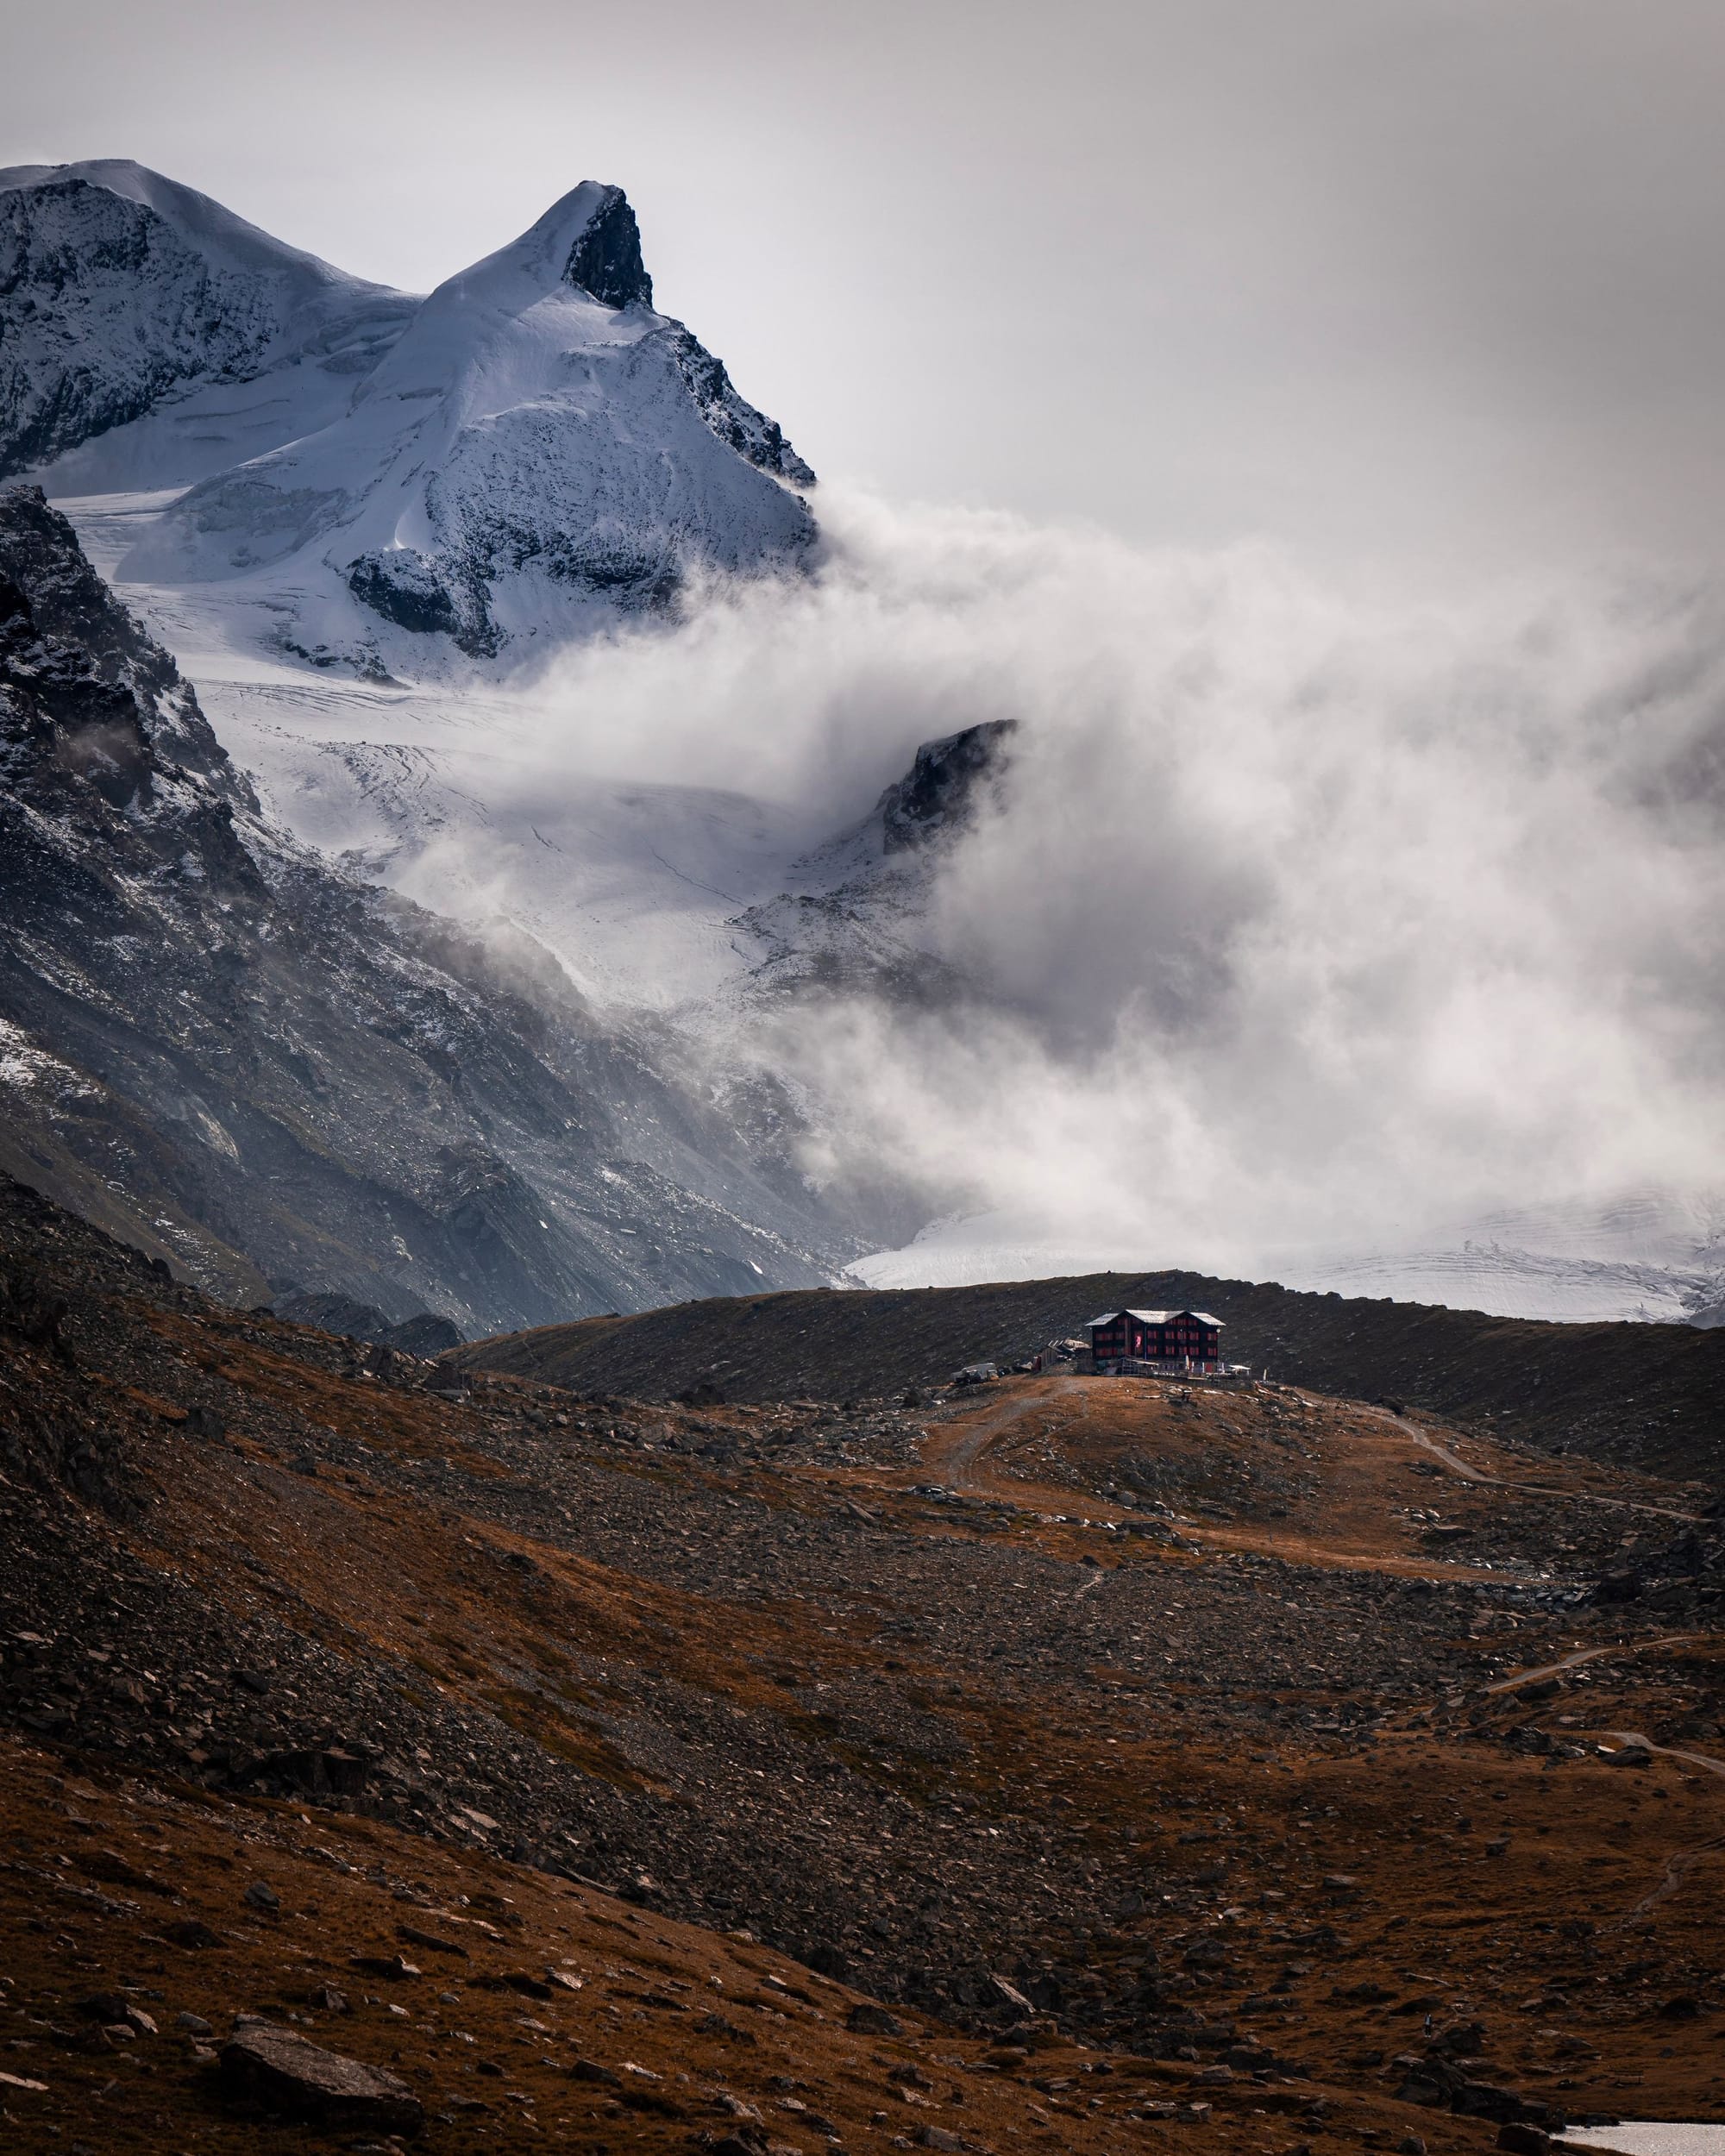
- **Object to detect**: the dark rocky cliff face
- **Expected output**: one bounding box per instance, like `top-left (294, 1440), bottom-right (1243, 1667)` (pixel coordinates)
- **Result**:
top-left (562, 185), bottom-right (654, 310)
top-left (0, 175), bottom-right (272, 476)
top-left (663, 324), bottom-right (818, 487)
top-left (877, 719), bottom-right (1018, 854)
top-left (0, 482), bottom-right (247, 786)
top-left (0, 485), bottom-right (856, 1331)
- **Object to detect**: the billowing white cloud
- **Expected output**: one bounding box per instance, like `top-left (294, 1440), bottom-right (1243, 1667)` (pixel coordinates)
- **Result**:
top-left (508, 491), bottom-right (1725, 1276)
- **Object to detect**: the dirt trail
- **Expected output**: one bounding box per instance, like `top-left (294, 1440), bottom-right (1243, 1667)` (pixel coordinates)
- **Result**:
top-left (1592, 1730), bottom-right (1725, 1781)
top-left (1445, 1634), bottom-right (1725, 1936)
top-left (882, 1378), bottom-right (1709, 1637)
top-left (924, 1376), bottom-right (1084, 1489)
top-left (1609, 1831), bottom-right (1725, 1927)
top-left (1477, 1639), bottom-right (1725, 1923)
top-left (1484, 1637), bottom-right (1702, 1695)
top-left (1395, 1416), bottom-right (1699, 1524)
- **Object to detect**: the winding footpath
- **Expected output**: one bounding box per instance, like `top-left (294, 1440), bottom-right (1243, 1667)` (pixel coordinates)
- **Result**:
top-left (1395, 1416), bottom-right (1700, 1525)
top-left (926, 1377), bottom-right (1085, 1488)
top-left (1481, 1636), bottom-right (1702, 1696)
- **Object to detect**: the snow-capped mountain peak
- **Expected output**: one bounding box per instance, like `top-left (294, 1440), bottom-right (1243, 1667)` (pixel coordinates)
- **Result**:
top-left (125, 178), bottom-right (815, 662)
top-left (3, 164), bottom-right (817, 670)
top-left (0, 157), bottom-right (380, 295)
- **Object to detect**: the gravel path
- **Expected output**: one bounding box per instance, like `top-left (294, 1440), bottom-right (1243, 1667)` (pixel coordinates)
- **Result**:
top-left (1394, 1415), bottom-right (1700, 1524)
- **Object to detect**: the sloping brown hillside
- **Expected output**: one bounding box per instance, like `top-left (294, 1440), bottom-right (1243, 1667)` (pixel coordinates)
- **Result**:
top-left (457, 1272), bottom-right (1725, 1480)
top-left (6, 1171), bottom-right (1725, 2153)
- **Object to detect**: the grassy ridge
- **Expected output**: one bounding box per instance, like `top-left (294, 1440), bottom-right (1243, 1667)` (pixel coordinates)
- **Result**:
top-left (458, 1269), bottom-right (1724, 1482)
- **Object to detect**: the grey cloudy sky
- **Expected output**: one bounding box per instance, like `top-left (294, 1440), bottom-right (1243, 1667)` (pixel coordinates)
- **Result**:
top-left (7, 0), bottom-right (1725, 579)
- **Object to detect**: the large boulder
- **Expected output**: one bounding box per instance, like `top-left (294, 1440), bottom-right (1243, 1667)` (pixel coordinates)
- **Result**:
top-left (219, 2021), bottom-right (423, 2134)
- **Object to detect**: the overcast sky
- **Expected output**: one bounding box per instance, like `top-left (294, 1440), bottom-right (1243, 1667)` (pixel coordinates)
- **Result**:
top-left (8, 0), bottom-right (1724, 580)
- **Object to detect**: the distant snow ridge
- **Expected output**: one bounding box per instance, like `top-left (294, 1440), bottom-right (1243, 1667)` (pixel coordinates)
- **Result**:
top-left (0, 163), bottom-right (815, 667)
top-left (850, 1194), bottom-right (1725, 1328)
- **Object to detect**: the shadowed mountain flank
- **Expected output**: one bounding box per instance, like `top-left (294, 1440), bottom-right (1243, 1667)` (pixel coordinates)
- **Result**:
top-left (0, 483), bottom-right (856, 1328)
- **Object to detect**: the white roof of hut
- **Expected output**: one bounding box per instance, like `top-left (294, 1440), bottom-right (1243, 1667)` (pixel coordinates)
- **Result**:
top-left (1084, 1307), bottom-right (1225, 1330)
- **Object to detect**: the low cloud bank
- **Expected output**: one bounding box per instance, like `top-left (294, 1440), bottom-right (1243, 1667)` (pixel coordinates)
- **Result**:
top-left (520, 492), bottom-right (1725, 1277)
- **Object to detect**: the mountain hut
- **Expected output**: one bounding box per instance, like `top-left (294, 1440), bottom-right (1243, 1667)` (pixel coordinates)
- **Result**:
top-left (1084, 1307), bottom-right (1224, 1376)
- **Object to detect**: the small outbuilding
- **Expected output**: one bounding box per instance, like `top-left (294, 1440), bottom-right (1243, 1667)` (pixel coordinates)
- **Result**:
top-left (1084, 1307), bottom-right (1224, 1376)
top-left (950, 1362), bottom-right (1000, 1388)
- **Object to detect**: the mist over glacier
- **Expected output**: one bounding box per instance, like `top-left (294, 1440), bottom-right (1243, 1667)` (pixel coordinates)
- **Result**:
top-left (475, 486), bottom-right (1725, 1288)
top-left (12, 144), bottom-right (1718, 1309)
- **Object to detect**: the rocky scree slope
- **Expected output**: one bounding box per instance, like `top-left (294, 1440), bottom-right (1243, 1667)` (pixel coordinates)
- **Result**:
top-left (0, 484), bottom-right (856, 1330)
top-left (3, 1171), bottom-right (1724, 2143)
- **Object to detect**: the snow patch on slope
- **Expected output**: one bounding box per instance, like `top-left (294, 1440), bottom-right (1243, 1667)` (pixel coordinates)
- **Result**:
top-left (235, 728), bottom-right (808, 1014)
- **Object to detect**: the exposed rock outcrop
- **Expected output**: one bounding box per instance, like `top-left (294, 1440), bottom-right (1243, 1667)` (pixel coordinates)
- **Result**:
top-left (562, 181), bottom-right (654, 308)
top-left (221, 2021), bottom-right (424, 2134)
top-left (877, 720), bottom-right (1018, 854)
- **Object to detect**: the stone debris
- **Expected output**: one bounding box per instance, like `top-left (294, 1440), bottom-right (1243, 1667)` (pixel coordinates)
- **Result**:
top-left (219, 2020), bottom-right (424, 2133)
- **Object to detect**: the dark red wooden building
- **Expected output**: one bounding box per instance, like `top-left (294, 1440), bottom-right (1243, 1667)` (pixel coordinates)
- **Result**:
top-left (1085, 1307), bottom-right (1224, 1375)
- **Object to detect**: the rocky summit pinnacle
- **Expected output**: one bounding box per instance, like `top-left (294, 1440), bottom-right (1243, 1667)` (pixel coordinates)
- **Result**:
top-left (563, 184), bottom-right (654, 309)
